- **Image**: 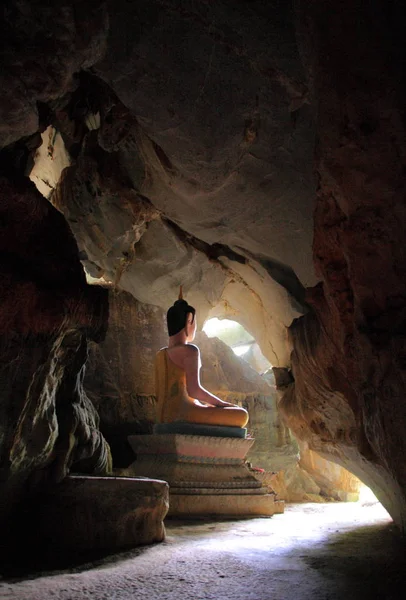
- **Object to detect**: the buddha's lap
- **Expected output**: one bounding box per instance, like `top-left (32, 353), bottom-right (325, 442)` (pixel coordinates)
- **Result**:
top-left (182, 403), bottom-right (248, 427)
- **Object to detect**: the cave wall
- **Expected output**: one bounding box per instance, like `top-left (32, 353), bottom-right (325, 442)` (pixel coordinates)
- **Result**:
top-left (0, 174), bottom-right (111, 540)
top-left (84, 289), bottom-right (167, 463)
top-left (280, 0), bottom-right (406, 528)
top-left (0, 0), bottom-right (108, 148)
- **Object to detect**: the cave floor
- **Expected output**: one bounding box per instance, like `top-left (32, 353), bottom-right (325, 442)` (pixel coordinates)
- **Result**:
top-left (1, 502), bottom-right (404, 600)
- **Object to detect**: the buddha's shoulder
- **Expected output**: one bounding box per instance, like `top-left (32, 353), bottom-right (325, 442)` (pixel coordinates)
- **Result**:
top-left (184, 343), bottom-right (199, 354)
top-left (171, 344), bottom-right (199, 356)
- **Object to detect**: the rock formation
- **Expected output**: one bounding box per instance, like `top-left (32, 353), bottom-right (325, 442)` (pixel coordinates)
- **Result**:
top-left (0, 0), bottom-right (405, 542)
top-left (279, 0), bottom-right (406, 528)
top-left (0, 174), bottom-right (111, 551)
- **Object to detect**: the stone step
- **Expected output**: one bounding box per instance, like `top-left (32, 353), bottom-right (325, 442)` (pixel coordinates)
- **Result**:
top-left (170, 486), bottom-right (269, 495)
top-left (128, 433), bottom-right (255, 460)
top-left (168, 493), bottom-right (282, 517)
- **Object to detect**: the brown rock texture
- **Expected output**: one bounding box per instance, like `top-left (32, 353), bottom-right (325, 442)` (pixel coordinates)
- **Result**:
top-left (0, 0), bottom-right (108, 148)
top-left (84, 289), bottom-right (167, 464)
top-left (25, 475), bottom-right (168, 555)
top-left (51, 132), bottom-right (159, 282)
top-left (280, 1), bottom-right (406, 528)
top-left (298, 442), bottom-right (360, 502)
top-left (0, 176), bottom-right (111, 543)
top-left (31, 0), bottom-right (317, 366)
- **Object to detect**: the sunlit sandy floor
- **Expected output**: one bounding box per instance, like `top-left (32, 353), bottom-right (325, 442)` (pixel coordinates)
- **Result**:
top-left (1, 501), bottom-right (404, 600)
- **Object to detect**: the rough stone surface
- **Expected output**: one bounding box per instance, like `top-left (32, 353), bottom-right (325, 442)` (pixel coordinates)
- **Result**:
top-left (23, 475), bottom-right (168, 554)
top-left (0, 175), bottom-right (111, 541)
top-left (95, 1), bottom-right (317, 287)
top-left (29, 127), bottom-right (71, 198)
top-left (38, 0), bottom-right (318, 366)
top-left (9, 328), bottom-right (112, 481)
top-left (84, 290), bottom-right (167, 464)
top-left (298, 441), bottom-right (360, 502)
top-left (0, 0), bottom-right (108, 148)
top-left (279, 0), bottom-right (406, 530)
top-left (51, 133), bottom-right (160, 283)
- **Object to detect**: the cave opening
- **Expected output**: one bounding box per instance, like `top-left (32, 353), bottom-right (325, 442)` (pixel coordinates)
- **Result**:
top-left (202, 317), bottom-right (272, 374)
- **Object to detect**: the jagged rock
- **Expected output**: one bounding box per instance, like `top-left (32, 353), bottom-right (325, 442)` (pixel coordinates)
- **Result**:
top-left (279, 0), bottom-right (406, 529)
top-left (28, 0), bottom-right (318, 366)
top-left (95, 1), bottom-right (316, 288)
top-left (51, 134), bottom-right (159, 281)
top-left (10, 328), bottom-right (112, 481)
top-left (0, 0), bottom-right (108, 148)
top-left (273, 367), bottom-right (294, 390)
top-left (0, 175), bottom-right (110, 537)
top-left (29, 127), bottom-right (71, 198)
top-left (242, 343), bottom-right (271, 374)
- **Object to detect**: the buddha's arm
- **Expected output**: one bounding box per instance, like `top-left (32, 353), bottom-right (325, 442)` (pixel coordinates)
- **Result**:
top-left (183, 345), bottom-right (234, 407)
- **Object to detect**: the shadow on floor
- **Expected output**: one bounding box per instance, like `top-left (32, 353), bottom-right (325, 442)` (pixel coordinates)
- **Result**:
top-left (1, 507), bottom-right (405, 600)
top-left (0, 516), bottom-right (256, 579)
top-left (0, 539), bottom-right (154, 580)
top-left (301, 521), bottom-right (406, 600)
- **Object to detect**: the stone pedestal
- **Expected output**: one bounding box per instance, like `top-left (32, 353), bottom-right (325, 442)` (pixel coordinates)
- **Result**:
top-left (126, 435), bottom-right (283, 517)
top-left (29, 475), bottom-right (169, 553)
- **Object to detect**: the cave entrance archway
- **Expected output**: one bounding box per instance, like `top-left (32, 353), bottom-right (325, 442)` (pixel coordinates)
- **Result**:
top-left (202, 317), bottom-right (272, 375)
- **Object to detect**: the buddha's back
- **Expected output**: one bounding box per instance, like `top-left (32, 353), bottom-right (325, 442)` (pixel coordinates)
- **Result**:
top-left (155, 348), bottom-right (191, 423)
top-left (154, 347), bottom-right (249, 428)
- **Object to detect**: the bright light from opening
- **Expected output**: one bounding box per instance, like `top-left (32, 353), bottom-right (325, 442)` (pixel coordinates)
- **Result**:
top-left (359, 484), bottom-right (379, 505)
top-left (202, 317), bottom-right (270, 372)
top-left (233, 344), bottom-right (251, 357)
top-left (203, 318), bottom-right (241, 338)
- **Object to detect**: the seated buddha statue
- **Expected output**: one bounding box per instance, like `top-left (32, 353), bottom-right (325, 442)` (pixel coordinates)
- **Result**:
top-left (155, 289), bottom-right (249, 428)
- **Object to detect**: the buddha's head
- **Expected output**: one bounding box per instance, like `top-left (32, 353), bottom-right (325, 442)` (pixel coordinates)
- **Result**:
top-left (166, 287), bottom-right (196, 342)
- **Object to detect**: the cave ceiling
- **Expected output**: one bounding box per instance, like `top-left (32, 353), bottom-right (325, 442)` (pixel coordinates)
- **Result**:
top-left (1, 0), bottom-right (319, 366)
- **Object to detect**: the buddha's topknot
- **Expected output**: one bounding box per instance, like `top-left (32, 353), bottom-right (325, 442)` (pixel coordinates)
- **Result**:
top-left (166, 288), bottom-right (195, 336)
